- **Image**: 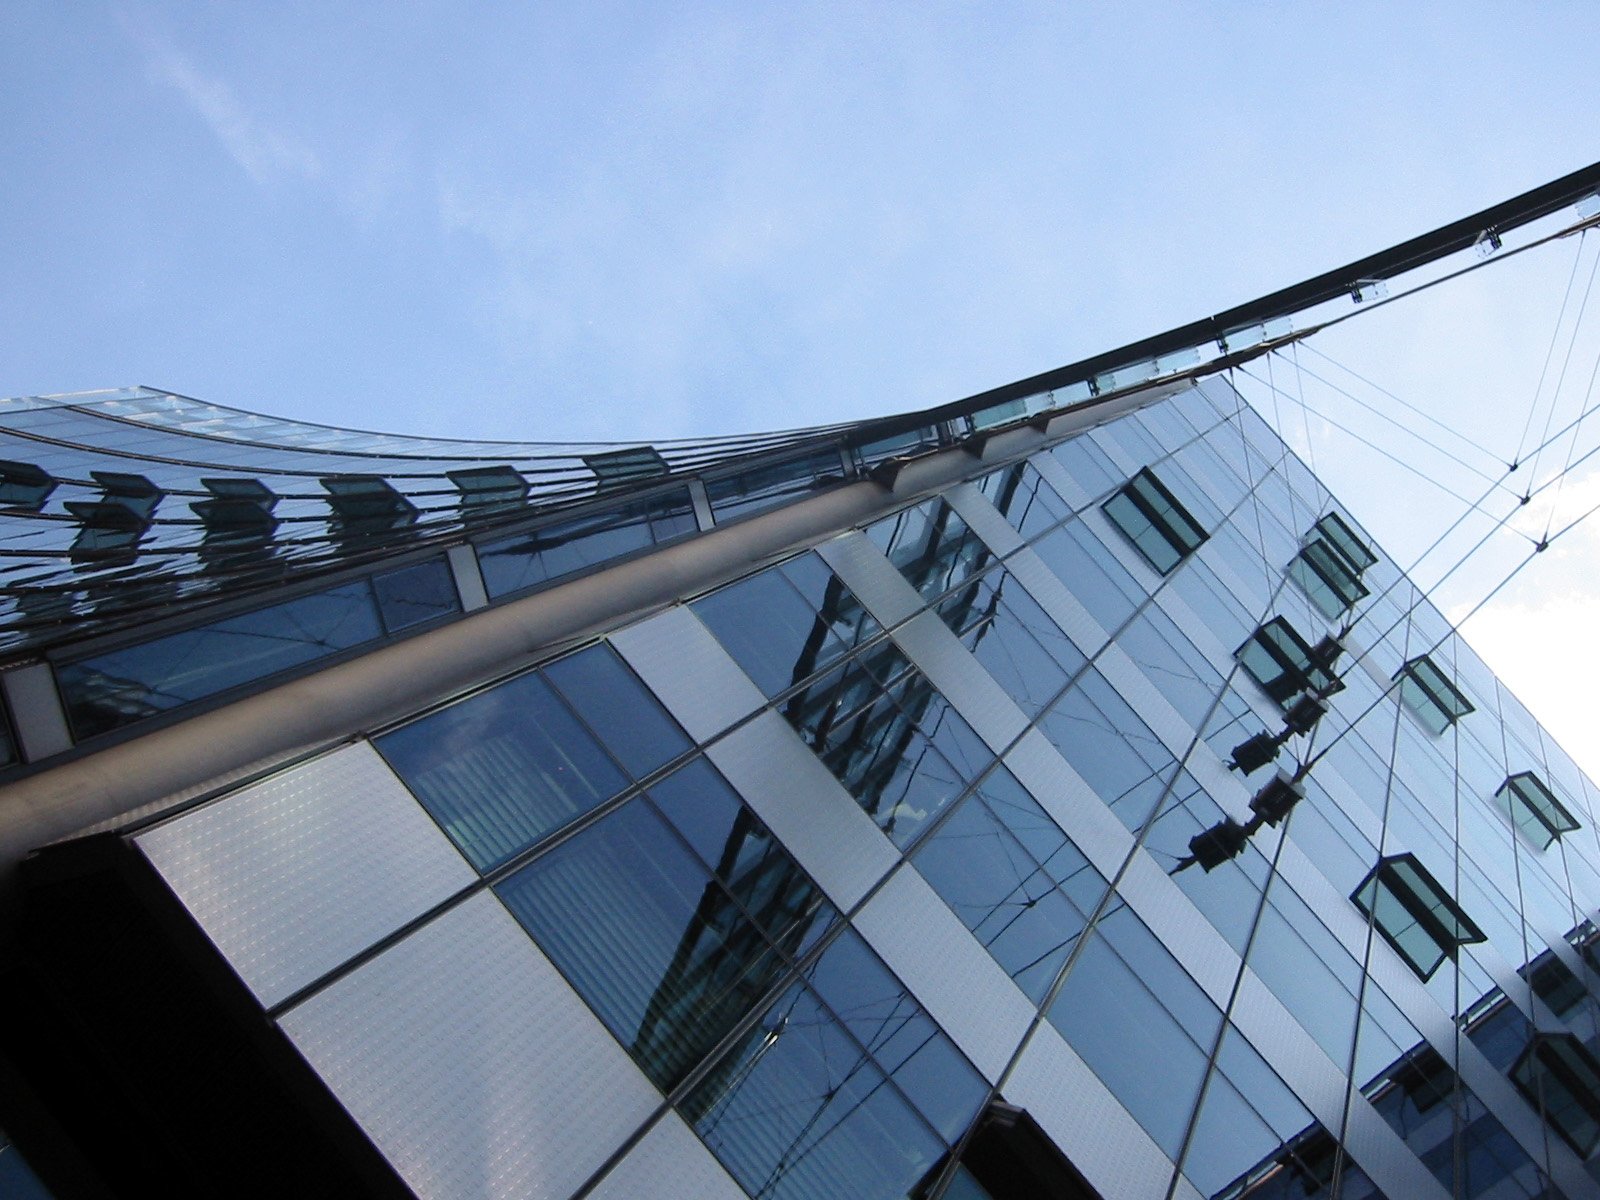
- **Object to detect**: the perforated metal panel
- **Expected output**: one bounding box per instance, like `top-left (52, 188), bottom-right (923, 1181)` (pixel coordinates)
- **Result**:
top-left (815, 529), bottom-right (924, 627)
top-left (853, 865), bottom-right (1034, 1082)
top-left (610, 605), bottom-right (765, 744)
top-left (584, 1112), bottom-right (744, 1200)
top-left (1004, 1023), bottom-right (1176, 1200)
top-left (889, 610), bottom-right (1031, 753)
top-left (280, 891), bottom-right (660, 1200)
top-left (705, 711), bottom-right (897, 911)
top-left (137, 741), bottom-right (476, 1007)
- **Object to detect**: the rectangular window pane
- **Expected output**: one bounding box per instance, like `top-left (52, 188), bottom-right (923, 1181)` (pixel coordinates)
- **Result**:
top-left (377, 670), bottom-right (628, 870)
top-left (58, 581), bottom-right (383, 739)
top-left (477, 488), bottom-right (696, 599)
top-left (372, 558), bottom-right (460, 633)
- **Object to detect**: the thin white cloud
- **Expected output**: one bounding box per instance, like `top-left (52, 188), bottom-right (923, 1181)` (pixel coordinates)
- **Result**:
top-left (131, 26), bottom-right (320, 185)
top-left (1460, 589), bottom-right (1600, 779)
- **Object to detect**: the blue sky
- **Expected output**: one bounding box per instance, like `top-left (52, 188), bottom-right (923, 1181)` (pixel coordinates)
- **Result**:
top-left (4, 3), bottom-right (1600, 763)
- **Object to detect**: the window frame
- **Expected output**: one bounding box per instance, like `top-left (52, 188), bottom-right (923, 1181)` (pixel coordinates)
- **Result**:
top-left (1394, 655), bottom-right (1474, 734)
top-left (1352, 853), bottom-right (1486, 981)
top-left (1495, 771), bottom-right (1580, 849)
top-left (1101, 468), bottom-right (1208, 575)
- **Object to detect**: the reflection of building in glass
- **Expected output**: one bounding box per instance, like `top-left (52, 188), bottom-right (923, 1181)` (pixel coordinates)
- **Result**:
top-left (6, 166), bottom-right (1600, 1199)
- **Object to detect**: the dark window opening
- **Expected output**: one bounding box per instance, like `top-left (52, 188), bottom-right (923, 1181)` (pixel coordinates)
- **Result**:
top-left (1495, 772), bottom-right (1580, 850)
top-left (1353, 854), bottom-right (1485, 981)
top-left (1236, 618), bottom-right (1339, 707)
top-left (1102, 468), bottom-right (1207, 574)
top-left (1512, 1033), bottom-right (1600, 1157)
top-left (1394, 655), bottom-right (1474, 734)
top-left (922, 1103), bottom-right (1103, 1200)
top-left (1288, 538), bottom-right (1369, 618)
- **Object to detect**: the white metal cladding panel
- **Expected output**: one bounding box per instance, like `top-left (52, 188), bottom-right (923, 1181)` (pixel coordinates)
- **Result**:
top-left (584, 1112), bottom-right (744, 1200)
top-left (1002, 729), bottom-right (1133, 882)
top-left (1339, 1088), bottom-right (1455, 1200)
top-left (815, 530), bottom-right (924, 627)
top-left (853, 865), bottom-right (1034, 1083)
top-left (1004, 1023), bottom-right (1176, 1200)
top-left (703, 711), bottom-right (897, 912)
top-left (890, 610), bottom-right (1031, 753)
top-left (1114, 850), bottom-right (1239, 1008)
top-left (1092, 641), bottom-right (1198, 765)
top-left (995, 546), bottom-right (1113, 658)
top-left (1027, 449), bottom-right (1096, 511)
top-left (279, 891), bottom-right (659, 1200)
top-left (136, 741), bottom-right (476, 1009)
top-left (1227, 969), bottom-right (1350, 1135)
top-left (609, 605), bottom-right (765, 745)
top-left (942, 482), bottom-right (1026, 556)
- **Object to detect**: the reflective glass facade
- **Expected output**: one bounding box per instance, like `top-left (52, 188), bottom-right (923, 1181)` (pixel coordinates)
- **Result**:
top-left (8, 373), bottom-right (1600, 1200)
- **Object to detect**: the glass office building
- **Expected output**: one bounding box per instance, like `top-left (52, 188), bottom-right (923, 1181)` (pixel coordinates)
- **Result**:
top-left (4, 362), bottom-right (1600, 1200)
top-left (6, 166), bottom-right (1600, 1200)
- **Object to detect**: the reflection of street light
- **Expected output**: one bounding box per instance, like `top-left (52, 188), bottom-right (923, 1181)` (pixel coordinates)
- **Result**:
top-left (1174, 771), bottom-right (1306, 874)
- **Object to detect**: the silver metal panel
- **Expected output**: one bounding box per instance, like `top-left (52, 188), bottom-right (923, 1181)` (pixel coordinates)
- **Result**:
top-left (1115, 849), bottom-right (1239, 1007)
top-left (1003, 728), bottom-right (1133, 880)
top-left (1340, 1090), bottom-right (1455, 1200)
top-left (1092, 641), bottom-right (1198, 765)
top-left (445, 544), bottom-right (488, 612)
top-left (1027, 447), bottom-right (1095, 510)
top-left (1, 661), bottom-right (72, 761)
top-left (1229, 969), bottom-right (1349, 1132)
top-left (1004, 1023), bottom-right (1176, 1200)
top-left (137, 741), bottom-right (477, 1008)
top-left (705, 711), bottom-right (897, 911)
top-left (585, 1112), bottom-right (744, 1200)
top-left (853, 864), bottom-right (1034, 1083)
top-left (610, 605), bottom-right (766, 744)
top-left (999, 545), bottom-right (1112, 657)
top-left (280, 891), bottom-right (659, 1200)
top-left (814, 528), bottom-right (925, 627)
top-left (890, 610), bottom-right (1030, 753)
top-left (686, 477), bottom-right (714, 531)
top-left (943, 482), bottom-right (1026, 556)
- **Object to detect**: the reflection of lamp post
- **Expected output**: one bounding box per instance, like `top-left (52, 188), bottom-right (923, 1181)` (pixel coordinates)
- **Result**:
top-left (1173, 770), bottom-right (1306, 875)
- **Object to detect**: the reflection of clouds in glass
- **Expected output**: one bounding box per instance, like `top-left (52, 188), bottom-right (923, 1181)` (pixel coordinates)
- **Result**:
top-left (1460, 589), bottom-right (1600, 779)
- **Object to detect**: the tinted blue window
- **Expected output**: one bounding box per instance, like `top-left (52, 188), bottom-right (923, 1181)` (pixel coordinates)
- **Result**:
top-left (477, 489), bottom-right (696, 599)
top-left (685, 982), bottom-right (947, 1200)
top-left (1031, 519), bottom-right (1146, 635)
top-left (705, 447), bottom-right (843, 522)
top-left (372, 558), bottom-right (459, 633)
top-left (58, 581), bottom-right (383, 739)
top-left (869, 499), bottom-right (994, 602)
top-left (499, 796), bottom-right (784, 1091)
top-left (786, 661), bottom-right (981, 847)
top-left (1049, 912), bottom-right (1219, 1155)
top-left (802, 930), bottom-right (986, 1143)
top-left (937, 569), bottom-right (1081, 715)
top-left (647, 759), bottom-right (834, 955)
top-left (978, 462), bottom-right (1072, 538)
top-left (377, 670), bottom-right (628, 871)
top-left (1036, 669), bottom-right (1173, 830)
top-left (693, 555), bottom-right (870, 698)
top-left (543, 643), bottom-right (692, 779)
top-left (915, 790), bottom-right (1096, 1002)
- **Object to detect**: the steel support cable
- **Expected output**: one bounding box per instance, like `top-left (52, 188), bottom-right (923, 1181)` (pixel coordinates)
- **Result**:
top-left (1514, 230), bottom-right (1593, 469)
top-left (1538, 324), bottom-right (1600, 544)
top-left (1276, 355), bottom-right (1517, 495)
top-left (1282, 389), bottom-right (1600, 779)
top-left (1528, 231), bottom-right (1600, 499)
top-left (1236, 362), bottom-right (1504, 517)
top-left (1297, 540), bottom-right (1539, 780)
top-left (1289, 341), bottom-right (1320, 478)
top-left (1298, 341), bottom-right (1507, 471)
top-left (1228, 368), bottom-right (1284, 597)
